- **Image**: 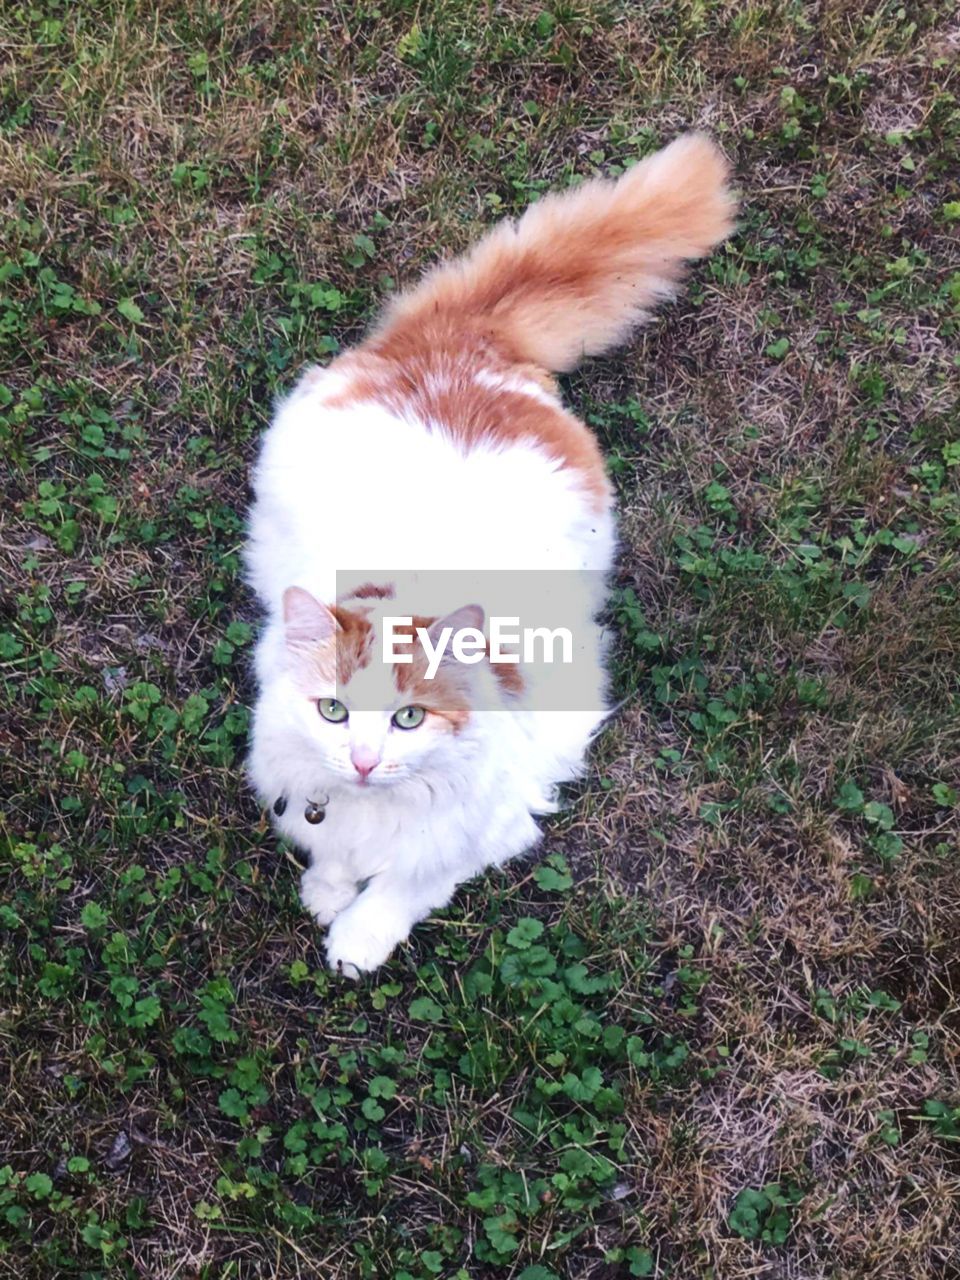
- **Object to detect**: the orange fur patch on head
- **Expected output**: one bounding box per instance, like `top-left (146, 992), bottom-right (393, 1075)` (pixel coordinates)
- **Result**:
top-left (389, 613), bottom-right (525, 730)
top-left (342, 582), bottom-right (396, 602)
top-left (489, 650), bottom-right (525, 698)
top-left (390, 616), bottom-right (473, 731)
top-left (329, 606), bottom-right (376, 683)
top-left (293, 600), bottom-right (523, 724)
top-left (290, 604), bottom-right (375, 688)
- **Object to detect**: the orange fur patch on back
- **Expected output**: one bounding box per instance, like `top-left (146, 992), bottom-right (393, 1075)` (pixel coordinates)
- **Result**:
top-left (322, 338), bottom-right (612, 510)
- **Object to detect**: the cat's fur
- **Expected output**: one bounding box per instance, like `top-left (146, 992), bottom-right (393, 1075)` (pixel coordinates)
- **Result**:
top-left (245, 133), bottom-right (736, 975)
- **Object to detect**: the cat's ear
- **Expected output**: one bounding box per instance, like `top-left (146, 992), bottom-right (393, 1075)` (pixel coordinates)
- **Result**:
top-left (283, 586), bottom-right (338, 649)
top-left (425, 605), bottom-right (486, 684)
top-left (427, 603), bottom-right (485, 646)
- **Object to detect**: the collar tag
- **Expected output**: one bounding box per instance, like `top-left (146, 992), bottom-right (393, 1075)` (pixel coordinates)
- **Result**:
top-left (304, 797), bottom-right (327, 825)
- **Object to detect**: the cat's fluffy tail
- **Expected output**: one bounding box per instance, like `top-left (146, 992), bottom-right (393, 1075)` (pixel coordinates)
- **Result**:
top-left (374, 133), bottom-right (736, 374)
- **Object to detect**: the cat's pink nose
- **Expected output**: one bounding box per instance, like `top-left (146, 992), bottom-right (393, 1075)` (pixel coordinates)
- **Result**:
top-left (351, 748), bottom-right (380, 781)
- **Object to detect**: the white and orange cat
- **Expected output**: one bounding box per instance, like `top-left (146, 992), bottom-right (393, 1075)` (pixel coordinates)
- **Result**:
top-left (245, 134), bottom-right (735, 975)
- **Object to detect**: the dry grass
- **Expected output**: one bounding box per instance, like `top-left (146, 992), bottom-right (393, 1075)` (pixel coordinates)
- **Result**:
top-left (1, 1), bottom-right (959, 1276)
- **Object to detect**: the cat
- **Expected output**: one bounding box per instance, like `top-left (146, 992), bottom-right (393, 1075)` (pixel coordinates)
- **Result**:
top-left (244, 133), bottom-right (735, 975)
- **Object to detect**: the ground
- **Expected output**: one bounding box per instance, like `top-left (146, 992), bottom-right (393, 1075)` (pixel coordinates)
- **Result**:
top-left (1, 2), bottom-right (959, 1278)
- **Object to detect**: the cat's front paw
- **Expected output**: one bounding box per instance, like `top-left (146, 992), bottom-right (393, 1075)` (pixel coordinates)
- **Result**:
top-left (324, 901), bottom-right (409, 978)
top-left (300, 872), bottom-right (358, 927)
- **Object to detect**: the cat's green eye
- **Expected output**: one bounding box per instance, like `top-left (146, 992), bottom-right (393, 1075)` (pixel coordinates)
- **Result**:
top-left (318, 697), bottom-right (348, 723)
top-left (392, 705), bottom-right (426, 731)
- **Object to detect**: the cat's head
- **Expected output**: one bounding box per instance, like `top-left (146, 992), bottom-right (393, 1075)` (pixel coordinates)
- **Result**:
top-left (278, 585), bottom-right (501, 789)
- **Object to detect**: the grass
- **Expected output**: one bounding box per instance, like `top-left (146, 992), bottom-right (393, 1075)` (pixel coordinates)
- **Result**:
top-left (1, 1), bottom-right (959, 1276)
